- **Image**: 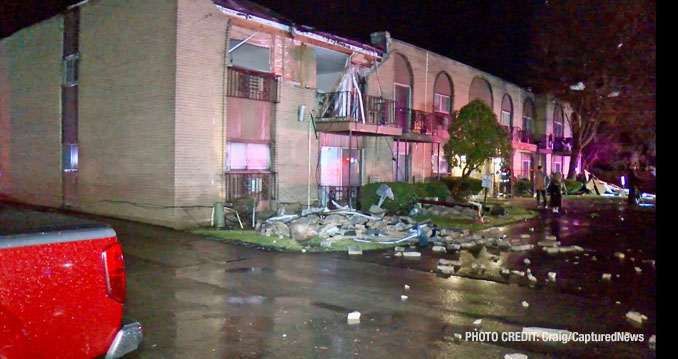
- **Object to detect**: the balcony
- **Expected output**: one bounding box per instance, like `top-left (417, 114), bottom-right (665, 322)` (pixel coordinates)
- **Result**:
top-left (315, 92), bottom-right (401, 136)
top-left (224, 171), bottom-right (277, 204)
top-left (395, 108), bottom-right (435, 142)
top-left (537, 135), bottom-right (573, 153)
top-left (227, 66), bottom-right (280, 103)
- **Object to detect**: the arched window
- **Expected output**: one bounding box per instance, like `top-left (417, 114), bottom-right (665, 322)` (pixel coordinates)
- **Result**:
top-left (553, 105), bottom-right (564, 138)
top-left (523, 98), bottom-right (535, 133)
top-left (500, 94), bottom-right (513, 128)
top-left (469, 77), bottom-right (493, 108)
top-left (393, 54), bottom-right (413, 129)
top-left (433, 72), bottom-right (453, 114)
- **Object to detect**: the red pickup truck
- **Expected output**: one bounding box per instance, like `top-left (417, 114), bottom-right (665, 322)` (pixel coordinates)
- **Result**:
top-left (0, 204), bottom-right (142, 358)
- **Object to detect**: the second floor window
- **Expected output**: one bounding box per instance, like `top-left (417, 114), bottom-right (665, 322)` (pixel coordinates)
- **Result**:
top-left (501, 110), bottom-right (511, 127)
top-left (523, 117), bottom-right (534, 132)
top-left (554, 120), bottom-right (564, 138)
top-left (434, 93), bottom-right (451, 113)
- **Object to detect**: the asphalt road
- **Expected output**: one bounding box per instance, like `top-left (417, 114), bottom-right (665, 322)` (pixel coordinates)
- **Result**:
top-left (98, 197), bottom-right (656, 359)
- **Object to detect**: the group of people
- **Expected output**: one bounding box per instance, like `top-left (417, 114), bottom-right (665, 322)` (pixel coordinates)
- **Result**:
top-left (533, 165), bottom-right (567, 213)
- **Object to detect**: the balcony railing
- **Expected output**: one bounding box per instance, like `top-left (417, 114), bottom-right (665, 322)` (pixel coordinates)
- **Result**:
top-left (227, 66), bottom-right (280, 103)
top-left (396, 108), bottom-right (436, 135)
top-left (536, 135), bottom-right (572, 152)
top-left (433, 112), bottom-right (452, 128)
top-left (317, 92), bottom-right (396, 126)
top-left (224, 171), bottom-right (277, 203)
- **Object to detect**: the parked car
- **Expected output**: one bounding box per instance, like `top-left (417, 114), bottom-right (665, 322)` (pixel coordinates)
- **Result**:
top-left (0, 204), bottom-right (142, 358)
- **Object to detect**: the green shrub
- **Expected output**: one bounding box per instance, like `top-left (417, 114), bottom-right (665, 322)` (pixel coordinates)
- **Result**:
top-left (359, 182), bottom-right (417, 213)
top-left (413, 181), bottom-right (448, 201)
top-left (564, 179), bottom-right (583, 193)
top-left (440, 177), bottom-right (483, 200)
top-left (514, 179), bottom-right (533, 197)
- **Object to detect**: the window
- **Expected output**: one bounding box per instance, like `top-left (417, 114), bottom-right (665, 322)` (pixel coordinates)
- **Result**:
top-left (554, 120), bottom-right (564, 138)
top-left (434, 93), bottom-right (451, 113)
top-left (553, 161), bottom-right (562, 174)
top-left (501, 111), bottom-right (511, 126)
top-left (431, 146), bottom-right (448, 174)
top-left (226, 142), bottom-right (270, 171)
top-left (523, 117), bottom-right (534, 132)
top-left (521, 160), bottom-right (531, 179)
top-left (63, 54), bottom-right (79, 86)
top-left (63, 143), bottom-right (78, 172)
top-left (229, 40), bottom-right (271, 72)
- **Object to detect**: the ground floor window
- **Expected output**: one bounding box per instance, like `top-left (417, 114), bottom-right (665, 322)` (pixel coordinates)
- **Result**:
top-left (431, 145), bottom-right (448, 175)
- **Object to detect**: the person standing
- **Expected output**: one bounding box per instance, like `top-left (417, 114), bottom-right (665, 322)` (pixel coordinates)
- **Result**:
top-left (547, 172), bottom-right (567, 213)
top-left (534, 165), bottom-right (548, 208)
top-left (627, 164), bottom-right (641, 205)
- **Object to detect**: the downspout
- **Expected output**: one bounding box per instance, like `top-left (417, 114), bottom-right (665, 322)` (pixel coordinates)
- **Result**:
top-left (222, 19), bottom-right (232, 203)
top-left (307, 109), bottom-right (312, 209)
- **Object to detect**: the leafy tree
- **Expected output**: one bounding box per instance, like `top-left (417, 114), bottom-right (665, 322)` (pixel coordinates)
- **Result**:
top-left (529, 0), bottom-right (655, 178)
top-left (443, 99), bottom-right (511, 198)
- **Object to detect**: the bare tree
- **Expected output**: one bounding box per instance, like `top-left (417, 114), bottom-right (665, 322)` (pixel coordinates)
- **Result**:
top-left (529, 0), bottom-right (655, 178)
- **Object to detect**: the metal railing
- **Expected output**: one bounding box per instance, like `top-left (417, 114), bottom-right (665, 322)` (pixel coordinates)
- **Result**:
top-left (536, 135), bottom-right (572, 152)
top-left (224, 172), bottom-right (277, 203)
top-left (317, 92), bottom-right (396, 126)
top-left (227, 66), bottom-right (280, 103)
top-left (396, 108), bottom-right (436, 135)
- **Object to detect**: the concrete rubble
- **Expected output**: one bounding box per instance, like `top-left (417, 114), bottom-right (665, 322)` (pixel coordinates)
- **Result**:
top-left (505, 354), bottom-right (528, 359)
top-left (625, 311), bottom-right (648, 326)
top-left (347, 311), bottom-right (361, 325)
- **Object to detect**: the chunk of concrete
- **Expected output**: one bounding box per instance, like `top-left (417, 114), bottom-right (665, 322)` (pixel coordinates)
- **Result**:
top-left (522, 301), bottom-right (529, 308)
top-left (404, 284), bottom-right (410, 290)
top-left (402, 251), bottom-right (421, 258)
top-left (527, 273), bottom-right (537, 283)
top-left (601, 273), bottom-right (612, 281)
top-left (347, 246), bottom-right (363, 255)
top-left (559, 246), bottom-right (584, 253)
top-left (432, 245), bottom-right (447, 253)
top-left (547, 272), bottom-right (557, 282)
top-left (511, 244), bottom-right (534, 252)
top-left (635, 267), bottom-right (642, 274)
top-left (401, 295), bottom-right (408, 301)
top-left (347, 311), bottom-right (361, 325)
top-left (520, 234), bottom-right (531, 240)
top-left (545, 235), bottom-right (557, 241)
top-left (614, 252), bottom-right (625, 260)
top-left (524, 258), bottom-right (531, 265)
top-left (437, 265), bottom-right (456, 274)
top-left (537, 241), bottom-right (561, 247)
top-left (505, 354), bottom-right (528, 359)
top-left (625, 311), bottom-right (647, 326)
top-left (473, 319), bottom-right (482, 326)
top-left (648, 334), bottom-right (655, 351)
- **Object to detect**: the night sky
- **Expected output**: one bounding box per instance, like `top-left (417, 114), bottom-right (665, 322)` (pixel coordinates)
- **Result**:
top-left (1, 0), bottom-right (539, 86)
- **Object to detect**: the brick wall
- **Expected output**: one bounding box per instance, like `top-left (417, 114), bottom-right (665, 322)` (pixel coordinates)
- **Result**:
top-left (76, 0), bottom-right (179, 227)
top-left (0, 17), bottom-right (64, 207)
top-left (274, 81), bottom-right (319, 208)
top-left (174, 0), bottom-right (230, 226)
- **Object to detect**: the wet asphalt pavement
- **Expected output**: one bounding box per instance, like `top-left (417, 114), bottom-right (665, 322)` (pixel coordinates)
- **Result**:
top-left (9, 198), bottom-right (655, 358)
top-left (103, 197), bottom-right (655, 359)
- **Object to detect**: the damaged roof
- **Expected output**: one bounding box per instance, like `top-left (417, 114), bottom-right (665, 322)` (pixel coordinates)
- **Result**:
top-left (213, 0), bottom-right (383, 56)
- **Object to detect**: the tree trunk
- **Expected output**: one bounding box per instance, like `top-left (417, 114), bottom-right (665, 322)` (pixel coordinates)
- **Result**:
top-left (567, 142), bottom-right (580, 180)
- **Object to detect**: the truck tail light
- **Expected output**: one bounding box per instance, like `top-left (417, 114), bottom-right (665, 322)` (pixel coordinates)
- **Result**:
top-left (102, 242), bottom-right (126, 303)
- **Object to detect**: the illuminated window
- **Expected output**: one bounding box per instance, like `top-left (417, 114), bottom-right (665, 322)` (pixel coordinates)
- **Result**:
top-left (501, 111), bottom-right (511, 126)
top-left (63, 143), bottom-right (78, 172)
top-left (226, 142), bottom-right (270, 170)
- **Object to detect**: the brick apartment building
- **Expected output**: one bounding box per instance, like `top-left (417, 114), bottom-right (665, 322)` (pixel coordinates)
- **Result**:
top-left (0, 0), bottom-right (580, 228)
